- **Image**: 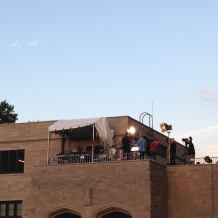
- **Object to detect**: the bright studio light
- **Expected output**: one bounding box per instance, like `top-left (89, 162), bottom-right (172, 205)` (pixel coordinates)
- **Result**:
top-left (128, 126), bottom-right (136, 134)
top-left (160, 122), bottom-right (172, 133)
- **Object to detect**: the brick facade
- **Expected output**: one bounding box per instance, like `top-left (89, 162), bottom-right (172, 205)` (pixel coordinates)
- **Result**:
top-left (167, 164), bottom-right (218, 218)
top-left (0, 116), bottom-right (216, 218)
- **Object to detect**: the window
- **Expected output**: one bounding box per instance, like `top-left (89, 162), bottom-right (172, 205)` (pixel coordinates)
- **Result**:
top-left (0, 150), bottom-right (24, 174)
top-left (0, 201), bottom-right (22, 218)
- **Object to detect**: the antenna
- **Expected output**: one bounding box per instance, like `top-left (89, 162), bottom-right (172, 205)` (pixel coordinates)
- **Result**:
top-left (152, 100), bottom-right (154, 131)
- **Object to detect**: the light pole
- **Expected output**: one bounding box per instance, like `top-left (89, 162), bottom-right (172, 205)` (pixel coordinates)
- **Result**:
top-left (160, 122), bottom-right (172, 164)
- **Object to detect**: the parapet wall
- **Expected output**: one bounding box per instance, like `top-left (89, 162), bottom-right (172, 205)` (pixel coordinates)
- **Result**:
top-left (167, 164), bottom-right (218, 218)
top-left (150, 162), bottom-right (168, 218)
top-left (30, 160), bottom-right (153, 218)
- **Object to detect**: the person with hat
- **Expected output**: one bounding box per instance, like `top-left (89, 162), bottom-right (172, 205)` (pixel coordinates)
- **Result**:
top-left (188, 136), bottom-right (195, 164)
top-left (98, 149), bottom-right (106, 162)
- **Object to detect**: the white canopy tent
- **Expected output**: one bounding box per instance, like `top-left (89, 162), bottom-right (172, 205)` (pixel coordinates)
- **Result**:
top-left (47, 117), bottom-right (114, 164)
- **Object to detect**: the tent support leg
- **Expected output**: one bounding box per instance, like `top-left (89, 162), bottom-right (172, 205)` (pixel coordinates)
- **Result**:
top-left (47, 132), bottom-right (51, 165)
top-left (92, 124), bottom-right (95, 162)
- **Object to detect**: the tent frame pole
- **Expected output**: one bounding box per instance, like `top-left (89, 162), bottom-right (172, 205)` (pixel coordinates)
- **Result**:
top-left (92, 124), bottom-right (95, 162)
top-left (47, 132), bottom-right (51, 165)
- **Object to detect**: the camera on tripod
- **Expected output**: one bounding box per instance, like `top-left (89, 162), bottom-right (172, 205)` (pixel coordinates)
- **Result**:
top-left (182, 136), bottom-right (192, 144)
top-left (181, 138), bottom-right (189, 158)
top-left (182, 138), bottom-right (188, 142)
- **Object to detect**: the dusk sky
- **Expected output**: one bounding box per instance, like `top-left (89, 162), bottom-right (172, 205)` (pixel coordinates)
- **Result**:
top-left (1, 1), bottom-right (218, 157)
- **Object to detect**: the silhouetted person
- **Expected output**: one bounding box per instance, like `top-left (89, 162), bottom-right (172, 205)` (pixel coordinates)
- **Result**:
top-left (188, 137), bottom-right (195, 164)
top-left (170, 138), bottom-right (176, 165)
top-left (143, 136), bottom-right (151, 157)
top-left (122, 132), bottom-right (131, 154)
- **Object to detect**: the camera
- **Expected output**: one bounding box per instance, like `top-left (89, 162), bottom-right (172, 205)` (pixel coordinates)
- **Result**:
top-left (182, 138), bottom-right (189, 146)
top-left (182, 136), bottom-right (193, 143)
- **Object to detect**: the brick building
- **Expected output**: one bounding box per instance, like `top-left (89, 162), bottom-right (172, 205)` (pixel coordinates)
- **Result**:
top-left (0, 116), bottom-right (217, 218)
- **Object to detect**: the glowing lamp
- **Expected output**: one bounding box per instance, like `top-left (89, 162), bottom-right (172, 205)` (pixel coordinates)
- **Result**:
top-left (128, 126), bottom-right (135, 135)
top-left (160, 122), bottom-right (172, 133)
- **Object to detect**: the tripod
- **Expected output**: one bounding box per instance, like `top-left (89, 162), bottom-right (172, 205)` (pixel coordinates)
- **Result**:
top-left (180, 145), bottom-right (188, 164)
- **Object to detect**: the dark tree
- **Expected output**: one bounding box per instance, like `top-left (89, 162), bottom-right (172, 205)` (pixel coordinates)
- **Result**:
top-left (0, 100), bottom-right (18, 124)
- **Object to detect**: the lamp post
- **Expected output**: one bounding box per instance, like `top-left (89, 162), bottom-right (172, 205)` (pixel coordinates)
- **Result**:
top-left (160, 122), bottom-right (172, 164)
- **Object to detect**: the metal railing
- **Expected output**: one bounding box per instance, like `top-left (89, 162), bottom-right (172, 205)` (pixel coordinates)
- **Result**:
top-left (48, 154), bottom-right (218, 165)
top-left (48, 152), bottom-right (156, 165)
top-left (194, 157), bottom-right (218, 165)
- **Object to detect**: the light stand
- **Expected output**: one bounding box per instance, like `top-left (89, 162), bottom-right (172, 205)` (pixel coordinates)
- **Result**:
top-left (160, 122), bottom-right (173, 164)
top-left (204, 156), bottom-right (212, 164)
top-left (180, 142), bottom-right (188, 164)
top-left (167, 130), bottom-right (171, 164)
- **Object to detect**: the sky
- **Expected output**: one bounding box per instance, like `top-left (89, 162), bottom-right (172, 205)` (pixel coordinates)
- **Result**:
top-left (1, 1), bottom-right (218, 158)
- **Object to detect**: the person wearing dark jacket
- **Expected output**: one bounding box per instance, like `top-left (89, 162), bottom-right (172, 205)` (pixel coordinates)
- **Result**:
top-left (143, 136), bottom-right (151, 157)
top-left (188, 136), bottom-right (195, 164)
top-left (122, 132), bottom-right (131, 154)
top-left (170, 138), bottom-right (176, 165)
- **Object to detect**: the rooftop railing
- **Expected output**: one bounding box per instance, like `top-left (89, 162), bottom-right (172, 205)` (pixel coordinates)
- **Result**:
top-left (48, 153), bottom-right (218, 166)
top-left (194, 157), bottom-right (218, 165)
top-left (48, 152), bottom-right (155, 165)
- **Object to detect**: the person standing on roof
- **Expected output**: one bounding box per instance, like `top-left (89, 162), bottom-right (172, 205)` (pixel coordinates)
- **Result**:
top-left (137, 134), bottom-right (148, 159)
top-left (122, 132), bottom-right (131, 154)
top-left (150, 138), bottom-right (159, 161)
top-left (187, 136), bottom-right (195, 164)
top-left (170, 138), bottom-right (176, 165)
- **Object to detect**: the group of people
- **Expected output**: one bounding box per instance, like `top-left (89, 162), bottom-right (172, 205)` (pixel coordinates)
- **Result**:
top-left (167, 136), bottom-right (195, 165)
top-left (64, 145), bottom-right (82, 156)
top-left (122, 132), bottom-right (160, 161)
top-left (63, 133), bottom-right (195, 165)
top-left (122, 131), bottom-right (196, 164)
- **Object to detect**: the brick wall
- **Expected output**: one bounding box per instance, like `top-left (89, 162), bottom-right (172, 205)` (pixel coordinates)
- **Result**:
top-left (1, 117), bottom-right (210, 218)
top-left (0, 121), bottom-right (56, 142)
top-left (0, 160), bottom-right (154, 218)
top-left (167, 164), bottom-right (218, 218)
top-left (0, 121), bottom-right (62, 170)
top-left (150, 162), bottom-right (168, 218)
top-left (213, 164), bottom-right (218, 217)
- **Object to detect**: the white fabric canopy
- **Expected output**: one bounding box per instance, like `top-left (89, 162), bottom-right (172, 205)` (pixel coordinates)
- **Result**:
top-left (48, 117), bottom-right (114, 149)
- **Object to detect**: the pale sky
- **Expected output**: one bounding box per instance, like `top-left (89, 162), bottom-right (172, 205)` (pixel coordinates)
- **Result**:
top-left (1, 1), bottom-right (218, 158)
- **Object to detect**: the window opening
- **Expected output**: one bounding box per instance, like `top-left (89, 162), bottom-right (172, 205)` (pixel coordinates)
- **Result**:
top-left (0, 150), bottom-right (24, 174)
top-left (0, 201), bottom-right (22, 218)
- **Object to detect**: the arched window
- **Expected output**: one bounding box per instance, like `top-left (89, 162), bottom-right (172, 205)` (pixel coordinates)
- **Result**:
top-left (102, 212), bottom-right (132, 218)
top-left (54, 212), bottom-right (81, 218)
